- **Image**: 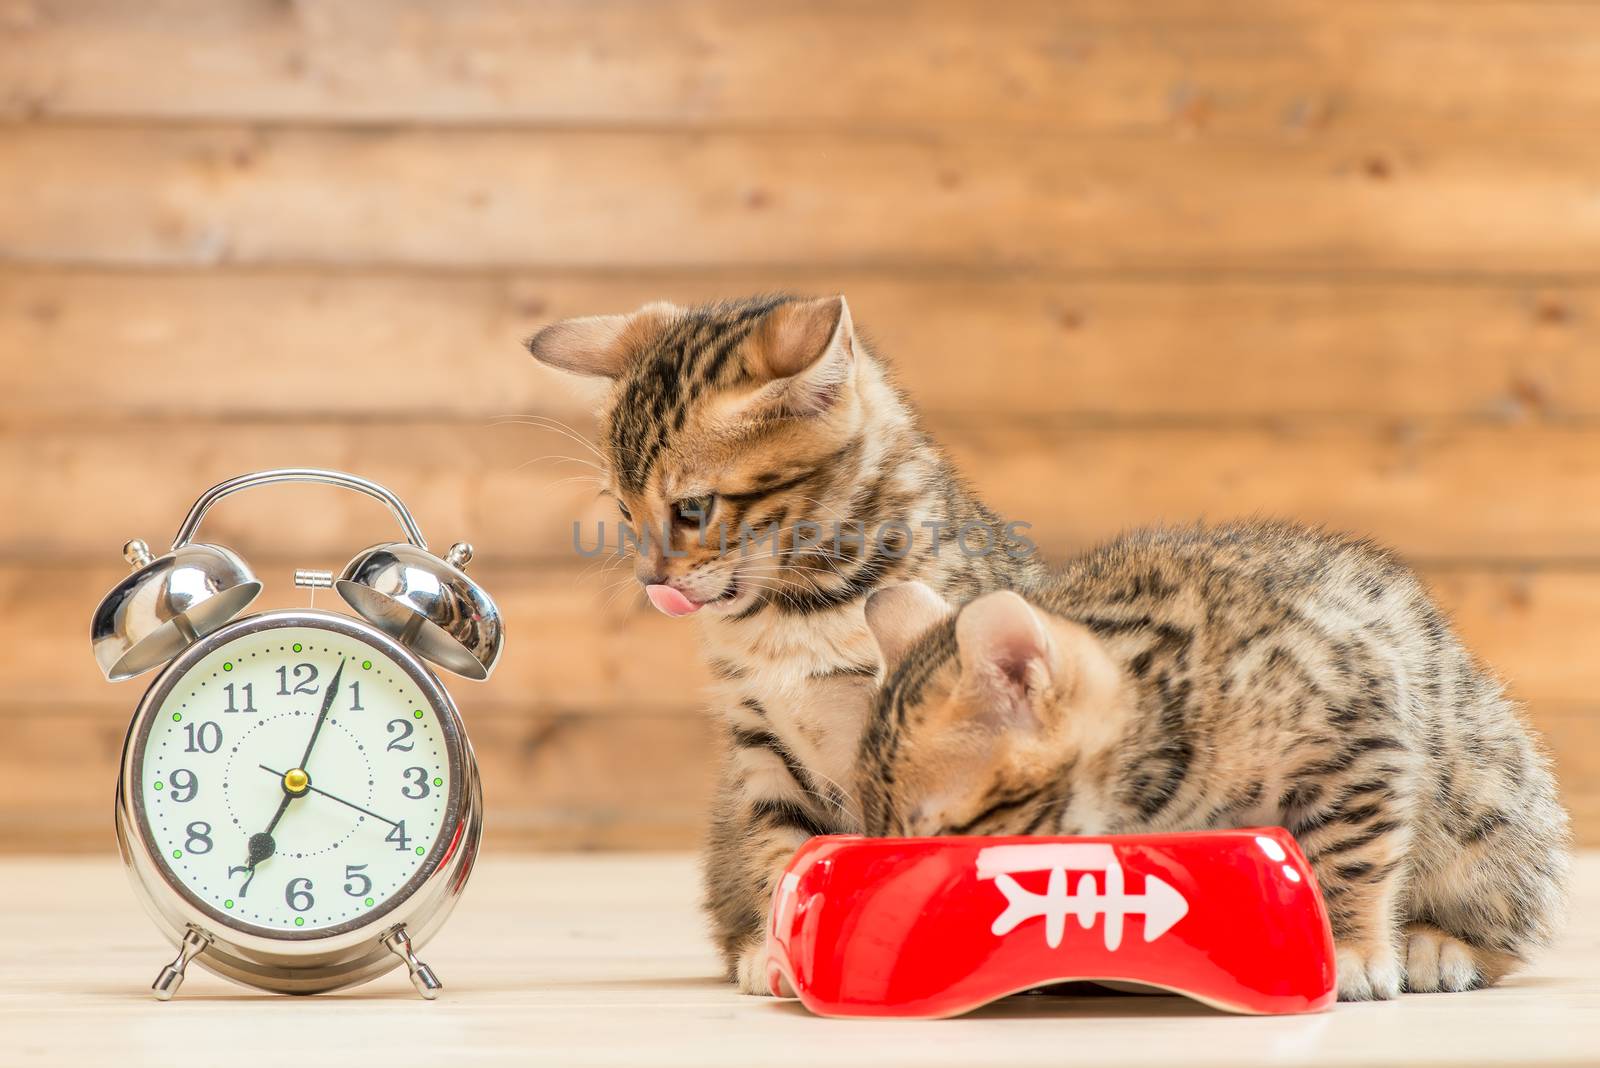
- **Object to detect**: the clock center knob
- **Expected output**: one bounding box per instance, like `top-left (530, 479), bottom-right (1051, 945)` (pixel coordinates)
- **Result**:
top-left (282, 768), bottom-right (311, 796)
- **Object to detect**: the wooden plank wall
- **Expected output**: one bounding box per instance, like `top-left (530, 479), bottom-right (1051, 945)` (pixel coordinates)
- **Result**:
top-left (3, 1), bottom-right (1598, 851)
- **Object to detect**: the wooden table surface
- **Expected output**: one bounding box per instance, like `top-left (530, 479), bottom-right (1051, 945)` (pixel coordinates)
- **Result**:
top-left (4, 853), bottom-right (1598, 1067)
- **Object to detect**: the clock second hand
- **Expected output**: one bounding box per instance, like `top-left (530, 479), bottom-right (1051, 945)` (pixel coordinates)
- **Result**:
top-left (257, 764), bottom-right (401, 828)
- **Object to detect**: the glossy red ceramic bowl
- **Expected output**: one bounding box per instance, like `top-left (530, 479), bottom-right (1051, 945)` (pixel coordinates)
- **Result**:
top-left (766, 827), bottom-right (1336, 1018)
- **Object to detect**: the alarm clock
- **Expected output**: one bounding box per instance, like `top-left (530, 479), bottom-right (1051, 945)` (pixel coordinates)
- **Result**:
top-left (89, 469), bottom-right (504, 1001)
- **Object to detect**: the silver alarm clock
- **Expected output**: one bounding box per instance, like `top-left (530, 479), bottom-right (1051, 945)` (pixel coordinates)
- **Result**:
top-left (89, 470), bottom-right (503, 1000)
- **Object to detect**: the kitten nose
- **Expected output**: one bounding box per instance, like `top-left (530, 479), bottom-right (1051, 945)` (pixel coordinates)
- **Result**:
top-left (636, 563), bottom-right (667, 586)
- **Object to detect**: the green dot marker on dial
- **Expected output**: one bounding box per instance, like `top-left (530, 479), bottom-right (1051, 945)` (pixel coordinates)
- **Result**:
top-left (223, 662), bottom-right (233, 672)
top-left (415, 846), bottom-right (425, 855)
top-left (292, 643), bottom-right (302, 653)
top-left (172, 712), bottom-right (182, 722)
top-left (413, 710), bottom-right (424, 720)
top-left (224, 899), bottom-right (234, 909)
top-left (294, 917), bottom-right (305, 927)
top-left (432, 777), bottom-right (442, 788)
top-left (171, 850), bottom-right (182, 859)
top-left (364, 897), bottom-right (375, 907)
top-left (361, 660), bottom-right (372, 670)
top-left (154, 781), bottom-right (164, 791)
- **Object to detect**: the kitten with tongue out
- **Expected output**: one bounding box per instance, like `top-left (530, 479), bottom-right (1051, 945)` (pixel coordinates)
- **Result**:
top-left (527, 294), bottom-right (1040, 994)
top-left (645, 583), bottom-right (700, 618)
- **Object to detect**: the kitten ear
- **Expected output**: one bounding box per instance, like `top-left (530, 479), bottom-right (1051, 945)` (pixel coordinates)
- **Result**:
top-left (744, 295), bottom-right (856, 417)
top-left (955, 592), bottom-right (1121, 737)
top-left (865, 582), bottom-right (953, 670)
top-left (525, 302), bottom-right (678, 379)
top-left (525, 314), bottom-right (633, 378)
top-left (954, 591), bottom-right (1057, 731)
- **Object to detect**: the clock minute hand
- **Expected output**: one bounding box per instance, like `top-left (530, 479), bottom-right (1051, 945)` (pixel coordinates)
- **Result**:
top-left (297, 657), bottom-right (346, 771)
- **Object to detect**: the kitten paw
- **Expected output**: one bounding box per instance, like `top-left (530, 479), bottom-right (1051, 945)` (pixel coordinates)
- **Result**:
top-left (733, 939), bottom-right (793, 997)
top-left (1336, 944), bottom-right (1403, 1002)
top-left (1403, 924), bottom-right (1483, 993)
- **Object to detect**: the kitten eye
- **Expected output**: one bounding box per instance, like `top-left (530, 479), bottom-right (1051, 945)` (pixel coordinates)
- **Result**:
top-left (671, 495), bottom-right (715, 526)
top-left (616, 499), bottom-right (633, 523)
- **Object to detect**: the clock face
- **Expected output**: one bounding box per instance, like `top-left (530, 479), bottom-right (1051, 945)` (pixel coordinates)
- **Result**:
top-left (132, 616), bottom-right (461, 937)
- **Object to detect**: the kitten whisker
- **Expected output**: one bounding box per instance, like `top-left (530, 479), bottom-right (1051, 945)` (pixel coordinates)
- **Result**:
top-left (706, 525), bottom-right (859, 567)
top-left (795, 765), bottom-right (858, 824)
top-left (537, 473), bottom-right (610, 493)
top-left (576, 550), bottom-right (629, 583)
top-left (512, 453), bottom-right (606, 474)
top-left (490, 414), bottom-right (608, 464)
top-left (599, 576), bottom-right (645, 611)
top-left (790, 493), bottom-right (853, 525)
top-left (728, 576), bottom-right (807, 610)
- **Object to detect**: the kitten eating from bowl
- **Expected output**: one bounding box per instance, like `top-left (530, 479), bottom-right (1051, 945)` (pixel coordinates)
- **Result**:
top-left (855, 527), bottom-right (1570, 1000)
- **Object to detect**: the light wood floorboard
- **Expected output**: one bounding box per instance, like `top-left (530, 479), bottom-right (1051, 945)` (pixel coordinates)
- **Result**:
top-left (3, 853), bottom-right (1598, 1066)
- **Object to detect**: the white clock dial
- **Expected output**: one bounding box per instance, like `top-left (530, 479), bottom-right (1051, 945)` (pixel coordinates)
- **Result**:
top-left (134, 623), bottom-right (458, 934)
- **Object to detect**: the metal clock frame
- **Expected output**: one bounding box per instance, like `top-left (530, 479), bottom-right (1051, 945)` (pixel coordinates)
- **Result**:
top-left (117, 609), bottom-right (483, 997)
top-left (93, 469), bottom-right (502, 1000)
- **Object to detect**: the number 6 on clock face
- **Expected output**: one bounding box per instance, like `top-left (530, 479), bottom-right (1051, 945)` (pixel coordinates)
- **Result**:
top-left (129, 615), bottom-right (465, 937)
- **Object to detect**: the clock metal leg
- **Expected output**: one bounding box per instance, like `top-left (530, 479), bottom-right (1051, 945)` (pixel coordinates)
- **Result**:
top-left (382, 925), bottom-right (441, 1000)
top-left (152, 926), bottom-right (211, 1001)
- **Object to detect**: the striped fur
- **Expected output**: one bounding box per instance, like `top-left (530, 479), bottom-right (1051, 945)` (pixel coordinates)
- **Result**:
top-left (859, 522), bottom-right (1571, 1002)
top-left (529, 294), bottom-right (1043, 991)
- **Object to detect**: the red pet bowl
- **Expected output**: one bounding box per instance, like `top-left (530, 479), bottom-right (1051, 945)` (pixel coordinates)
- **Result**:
top-left (766, 827), bottom-right (1336, 1018)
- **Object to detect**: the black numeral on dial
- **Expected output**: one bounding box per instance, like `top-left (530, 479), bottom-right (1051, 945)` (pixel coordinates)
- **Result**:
top-left (222, 682), bottom-right (257, 714)
top-left (227, 865), bottom-right (252, 896)
top-left (184, 821), bottom-right (213, 854)
top-left (184, 721), bottom-right (222, 753)
top-left (401, 766), bottom-right (431, 799)
top-left (285, 877), bottom-right (314, 912)
top-left (386, 820), bottom-right (412, 852)
top-left (169, 768), bottom-right (198, 802)
top-left (344, 864), bottom-right (372, 897)
top-left (386, 718), bottom-right (415, 752)
top-left (276, 663), bottom-right (320, 696)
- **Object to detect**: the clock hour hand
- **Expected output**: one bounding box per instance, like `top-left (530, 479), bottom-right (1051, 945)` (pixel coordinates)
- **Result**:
top-left (232, 763), bottom-right (312, 896)
top-left (231, 795), bottom-right (290, 896)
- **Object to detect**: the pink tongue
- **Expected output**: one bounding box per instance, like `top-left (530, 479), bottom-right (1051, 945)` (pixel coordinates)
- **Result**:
top-left (646, 584), bottom-right (701, 618)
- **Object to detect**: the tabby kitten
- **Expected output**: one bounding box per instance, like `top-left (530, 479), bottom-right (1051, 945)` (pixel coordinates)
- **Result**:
top-left (528, 294), bottom-right (1041, 992)
top-left (858, 522), bottom-right (1569, 1001)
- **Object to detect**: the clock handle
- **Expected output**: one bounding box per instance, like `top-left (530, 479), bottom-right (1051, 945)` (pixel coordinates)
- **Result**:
top-left (169, 468), bottom-right (429, 552)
